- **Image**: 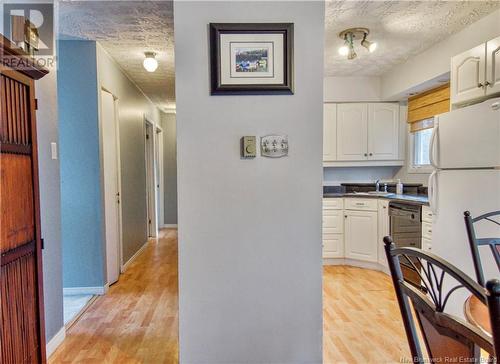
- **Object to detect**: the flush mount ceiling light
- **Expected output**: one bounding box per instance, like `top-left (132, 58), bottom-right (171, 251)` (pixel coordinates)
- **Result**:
top-left (337, 28), bottom-right (377, 60)
top-left (143, 52), bottom-right (158, 72)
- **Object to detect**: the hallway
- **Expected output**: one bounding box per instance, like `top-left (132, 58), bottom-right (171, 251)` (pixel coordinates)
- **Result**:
top-left (50, 229), bottom-right (179, 363)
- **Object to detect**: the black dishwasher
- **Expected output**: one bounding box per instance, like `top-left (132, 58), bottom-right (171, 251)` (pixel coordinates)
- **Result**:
top-left (389, 202), bottom-right (422, 286)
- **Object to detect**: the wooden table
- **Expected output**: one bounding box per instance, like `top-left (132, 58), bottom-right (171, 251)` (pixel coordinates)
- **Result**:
top-left (464, 295), bottom-right (492, 335)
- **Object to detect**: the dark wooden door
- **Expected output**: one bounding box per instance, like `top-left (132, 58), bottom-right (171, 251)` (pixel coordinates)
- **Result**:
top-left (0, 66), bottom-right (46, 363)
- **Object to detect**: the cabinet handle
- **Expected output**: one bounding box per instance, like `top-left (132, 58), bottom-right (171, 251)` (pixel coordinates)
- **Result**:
top-left (478, 82), bottom-right (484, 88)
top-left (369, 153), bottom-right (373, 156)
top-left (364, 153), bottom-right (368, 157)
top-left (345, 215), bottom-right (348, 218)
top-left (485, 81), bottom-right (491, 87)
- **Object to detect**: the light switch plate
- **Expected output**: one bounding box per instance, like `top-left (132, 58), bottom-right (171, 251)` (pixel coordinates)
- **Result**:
top-left (51, 142), bottom-right (58, 160)
top-left (240, 136), bottom-right (256, 158)
top-left (261, 135), bottom-right (288, 158)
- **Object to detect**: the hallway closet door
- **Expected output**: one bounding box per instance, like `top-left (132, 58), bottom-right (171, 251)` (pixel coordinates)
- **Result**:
top-left (101, 90), bottom-right (121, 285)
top-left (1, 36), bottom-right (48, 364)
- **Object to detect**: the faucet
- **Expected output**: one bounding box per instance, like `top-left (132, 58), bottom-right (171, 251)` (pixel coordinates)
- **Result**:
top-left (375, 179), bottom-right (380, 192)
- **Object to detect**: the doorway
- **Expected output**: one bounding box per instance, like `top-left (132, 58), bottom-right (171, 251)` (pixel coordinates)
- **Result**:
top-left (101, 89), bottom-right (122, 285)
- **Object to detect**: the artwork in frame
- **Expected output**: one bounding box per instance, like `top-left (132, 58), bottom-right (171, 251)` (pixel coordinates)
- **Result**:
top-left (209, 23), bottom-right (294, 95)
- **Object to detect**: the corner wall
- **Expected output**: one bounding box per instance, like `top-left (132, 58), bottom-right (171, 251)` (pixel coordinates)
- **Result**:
top-left (96, 44), bottom-right (161, 263)
top-left (160, 112), bottom-right (177, 225)
top-left (58, 40), bottom-right (105, 288)
top-left (175, 1), bottom-right (324, 362)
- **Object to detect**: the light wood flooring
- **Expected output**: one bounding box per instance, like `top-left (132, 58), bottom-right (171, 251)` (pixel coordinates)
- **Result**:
top-left (49, 229), bottom-right (179, 363)
top-left (50, 229), bottom-right (409, 363)
top-left (323, 265), bottom-right (410, 364)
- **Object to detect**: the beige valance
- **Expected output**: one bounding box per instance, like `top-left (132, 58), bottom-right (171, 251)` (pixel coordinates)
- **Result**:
top-left (408, 83), bottom-right (450, 132)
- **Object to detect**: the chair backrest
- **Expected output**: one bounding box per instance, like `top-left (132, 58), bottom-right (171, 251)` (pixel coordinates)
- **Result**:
top-left (464, 210), bottom-right (500, 286)
top-left (383, 236), bottom-right (499, 363)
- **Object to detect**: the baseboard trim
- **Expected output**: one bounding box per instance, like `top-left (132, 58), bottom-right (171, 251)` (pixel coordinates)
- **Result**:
top-left (323, 258), bottom-right (390, 275)
top-left (121, 240), bottom-right (148, 273)
top-left (63, 285), bottom-right (107, 296)
top-left (46, 326), bottom-right (65, 358)
top-left (161, 224), bottom-right (177, 229)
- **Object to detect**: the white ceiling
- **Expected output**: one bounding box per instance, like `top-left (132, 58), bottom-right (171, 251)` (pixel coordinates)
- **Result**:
top-left (56, 1), bottom-right (500, 110)
top-left (325, 0), bottom-right (500, 77)
top-left (58, 0), bottom-right (175, 111)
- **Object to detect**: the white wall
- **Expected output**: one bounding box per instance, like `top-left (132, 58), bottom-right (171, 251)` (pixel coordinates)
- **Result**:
top-left (37, 63), bottom-right (64, 344)
top-left (324, 76), bottom-right (382, 102)
top-left (382, 8), bottom-right (500, 100)
top-left (174, 1), bottom-right (324, 363)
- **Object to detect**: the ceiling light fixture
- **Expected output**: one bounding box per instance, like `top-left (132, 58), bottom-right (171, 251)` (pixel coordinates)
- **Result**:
top-left (338, 28), bottom-right (377, 60)
top-left (143, 52), bottom-right (158, 72)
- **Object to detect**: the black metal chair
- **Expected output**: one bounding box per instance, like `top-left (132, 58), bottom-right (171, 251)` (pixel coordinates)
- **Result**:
top-left (464, 210), bottom-right (500, 286)
top-left (383, 236), bottom-right (500, 363)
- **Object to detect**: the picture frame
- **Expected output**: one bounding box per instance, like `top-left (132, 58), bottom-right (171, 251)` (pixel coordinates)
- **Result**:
top-left (209, 23), bottom-right (294, 95)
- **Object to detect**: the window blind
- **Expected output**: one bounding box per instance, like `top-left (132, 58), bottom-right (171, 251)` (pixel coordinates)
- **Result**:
top-left (407, 83), bottom-right (450, 132)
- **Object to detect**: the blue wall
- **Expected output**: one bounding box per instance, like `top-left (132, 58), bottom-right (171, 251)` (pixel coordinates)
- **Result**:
top-left (58, 40), bottom-right (105, 288)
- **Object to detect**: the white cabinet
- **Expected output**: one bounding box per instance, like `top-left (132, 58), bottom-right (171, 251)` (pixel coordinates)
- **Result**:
top-left (322, 198), bottom-right (344, 259)
top-left (422, 205), bottom-right (433, 252)
top-left (451, 36), bottom-right (500, 106)
top-left (368, 103), bottom-right (399, 160)
top-left (323, 104), bottom-right (337, 161)
top-left (322, 209), bottom-right (343, 235)
top-left (323, 233), bottom-right (344, 258)
top-left (377, 200), bottom-right (390, 269)
top-left (326, 103), bottom-right (401, 164)
top-left (486, 36), bottom-right (500, 95)
top-left (451, 43), bottom-right (486, 105)
top-left (336, 104), bottom-right (368, 161)
top-left (344, 210), bottom-right (378, 263)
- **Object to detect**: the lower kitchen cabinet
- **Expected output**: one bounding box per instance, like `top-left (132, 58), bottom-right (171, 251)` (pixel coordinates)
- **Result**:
top-left (344, 210), bottom-right (378, 263)
top-left (377, 200), bottom-right (390, 269)
top-left (322, 233), bottom-right (344, 258)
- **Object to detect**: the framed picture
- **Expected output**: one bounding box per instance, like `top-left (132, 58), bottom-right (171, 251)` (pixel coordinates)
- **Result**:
top-left (209, 23), bottom-right (294, 95)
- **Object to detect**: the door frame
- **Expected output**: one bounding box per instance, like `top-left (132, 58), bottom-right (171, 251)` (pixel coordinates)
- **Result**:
top-left (100, 88), bottom-right (124, 275)
top-left (144, 118), bottom-right (158, 238)
top-left (155, 126), bottom-right (165, 228)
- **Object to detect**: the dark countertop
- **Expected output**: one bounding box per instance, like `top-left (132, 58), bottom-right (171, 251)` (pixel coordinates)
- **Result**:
top-left (323, 192), bottom-right (429, 206)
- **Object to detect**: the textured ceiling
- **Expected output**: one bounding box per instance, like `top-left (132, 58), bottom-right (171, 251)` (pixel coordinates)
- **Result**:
top-left (58, 0), bottom-right (175, 111)
top-left (325, 0), bottom-right (500, 77)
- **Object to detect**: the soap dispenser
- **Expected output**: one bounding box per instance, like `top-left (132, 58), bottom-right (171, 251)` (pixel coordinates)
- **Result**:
top-left (396, 179), bottom-right (404, 195)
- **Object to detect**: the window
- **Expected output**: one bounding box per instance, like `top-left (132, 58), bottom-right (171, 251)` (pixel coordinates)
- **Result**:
top-left (408, 126), bottom-right (433, 173)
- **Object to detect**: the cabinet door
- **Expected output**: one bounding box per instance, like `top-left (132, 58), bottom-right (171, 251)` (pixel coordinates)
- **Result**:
top-left (323, 233), bottom-right (343, 258)
top-left (377, 200), bottom-right (390, 268)
top-left (368, 103), bottom-right (399, 160)
top-left (486, 36), bottom-right (500, 95)
top-left (344, 210), bottom-right (378, 262)
top-left (322, 209), bottom-right (343, 235)
top-left (336, 103), bottom-right (368, 160)
top-left (323, 104), bottom-right (337, 161)
top-left (451, 43), bottom-right (486, 105)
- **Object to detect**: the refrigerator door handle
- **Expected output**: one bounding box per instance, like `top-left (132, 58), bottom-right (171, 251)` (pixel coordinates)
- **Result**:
top-left (429, 122), bottom-right (439, 169)
top-left (428, 171), bottom-right (438, 215)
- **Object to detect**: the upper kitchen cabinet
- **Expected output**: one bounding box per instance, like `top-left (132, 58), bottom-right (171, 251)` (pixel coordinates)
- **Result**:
top-left (336, 103), bottom-right (368, 161)
top-left (451, 43), bottom-right (486, 105)
top-left (324, 102), bottom-right (402, 165)
top-left (486, 35), bottom-right (500, 95)
top-left (451, 36), bottom-right (500, 106)
top-left (368, 103), bottom-right (399, 160)
top-left (323, 103), bottom-right (337, 161)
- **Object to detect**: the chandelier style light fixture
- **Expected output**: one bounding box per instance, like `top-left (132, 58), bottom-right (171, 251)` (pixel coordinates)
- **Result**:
top-left (338, 28), bottom-right (377, 60)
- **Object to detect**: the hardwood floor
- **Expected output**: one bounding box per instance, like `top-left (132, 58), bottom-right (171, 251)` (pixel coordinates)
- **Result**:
top-left (50, 229), bottom-right (409, 363)
top-left (323, 265), bottom-right (410, 364)
top-left (49, 229), bottom-right (179, 364)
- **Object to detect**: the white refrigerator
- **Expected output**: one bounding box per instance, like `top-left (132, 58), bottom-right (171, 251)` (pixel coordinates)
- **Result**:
top-left (428, 96), bottom-right (500, 316)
